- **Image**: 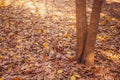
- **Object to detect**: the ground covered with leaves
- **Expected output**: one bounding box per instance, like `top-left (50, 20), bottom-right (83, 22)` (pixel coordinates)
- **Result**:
top-left (0, 0), bottom-right (120, 80)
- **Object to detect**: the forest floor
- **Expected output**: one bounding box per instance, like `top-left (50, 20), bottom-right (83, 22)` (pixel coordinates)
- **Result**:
top-left (0, 0), bottom-right (120, 80)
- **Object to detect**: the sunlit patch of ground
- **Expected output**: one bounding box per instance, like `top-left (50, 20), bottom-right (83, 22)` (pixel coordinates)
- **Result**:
top-left (24, 1), bottom-right (47, 16)
top-left (106, 0), bottom-right (120, 4)
top-left (0, 0), bottom-right (76, 19)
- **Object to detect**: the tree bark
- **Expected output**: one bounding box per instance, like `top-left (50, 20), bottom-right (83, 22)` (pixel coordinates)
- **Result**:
top-left (82, 0), bottom-right (104, 66)
top-left (76, 0), bottom-right (87, 62)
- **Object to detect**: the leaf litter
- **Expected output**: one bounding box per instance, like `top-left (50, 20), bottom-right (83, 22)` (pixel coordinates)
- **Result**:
top-left (0, 0), bottom-right (120, 80)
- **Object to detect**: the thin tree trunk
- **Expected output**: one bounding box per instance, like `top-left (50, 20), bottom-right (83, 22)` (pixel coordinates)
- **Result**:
top-left (76, 0), bottom-right (87, 62)
top-left (82, 0), bottom-right (104, 66)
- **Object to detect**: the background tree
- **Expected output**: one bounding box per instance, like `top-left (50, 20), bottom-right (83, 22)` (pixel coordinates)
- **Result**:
top-left (76, 0), bottom-right (104, 66)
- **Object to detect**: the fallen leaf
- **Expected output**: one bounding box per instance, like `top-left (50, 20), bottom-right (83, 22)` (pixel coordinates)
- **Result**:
top-left (0, 78), bottom-right (3, 80)
top-left (42, 42), bottom-right (49, 48)
top-left (66, 53), bottom-right (75, 59)
top-left (17, 38), bottom-right (23, 42)
top-left (110, 26), bottom-right (115, 30)
top-left (107, 17), bottom-right (117, 21)
top-left (57, 69), bottom-right (63, 74)
top-left (100, 13), bottom-right (107, 18)
top-left (97, 35), bottom-right (105, 41)
top-left (64, 34), bottom-right (71, 38)
top-left (117, 54), bottom-right (120, 59)
top-left (70, 75), bottom-right (76, 80)
top-left (108, 50), bottom-right (114, 53)
top-left (34, 42), bottom-right (39, 45)
top-left (91, 67), bottom-right (100, 74)
top-left (100, 21), bottom-right (107, 25)
top-left (13, 77), bottom-right (22, 80)
top-left (16, 45), bottom-right (21, 48)
top-left (0, 36), bottom-right (4, 40)
top-left (29, 64), bottom-right (34, 68)
top-left (42, 56), bottom-right (49, 62)
top-left (0, 56), bottom-right (5, 59)
top-left (75, 74), bottom-right (81, 78)
top-left (12, 54), bottom-right (17, 59)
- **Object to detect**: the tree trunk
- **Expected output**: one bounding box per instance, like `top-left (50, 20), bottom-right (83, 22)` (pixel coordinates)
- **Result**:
top-left (82, 0), bottom-right (104, 66)
top-left (76, 0), bottom-right (87, 62)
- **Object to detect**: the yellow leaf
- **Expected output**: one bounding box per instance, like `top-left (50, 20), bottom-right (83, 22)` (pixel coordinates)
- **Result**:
top-left (110, 26), bottom-right (115, 30)
top-left (36, 29), bottom-right (43, 33)
top-left (13, 54), bottom-right (17, 59)
top-left (108, 50), bottom-right (114, 53)
top-left (67, 26), bottom-right (73, 28)
top-left (64, 34), bottom-right (71, 38)
top-left (16, 45), bottom-right (21, 48)
top-left (70, 75), bottom-right (76, 80)
top-left (57, 69), bottom-right (63, 74)
top-left (97, 35), bottom-right (105, 41)
top-left (100, 21), bottom-right (107, 25)
top-left (75, 74), bottom-right (81, 78)
top-left (0, 78), bottom-right (3, 80)
top-left (107, 17), bottom-right (117, 21)
top-left (42, 42), bottom-right (49, 48)
top-left (73, 72), bottom-right (81, 78)
top-left (34, 42), bottom-right (39, 45)
top-left (117, 54), bottom-right (120, 59)
top-left (100, 13), bottom-right (107, 18)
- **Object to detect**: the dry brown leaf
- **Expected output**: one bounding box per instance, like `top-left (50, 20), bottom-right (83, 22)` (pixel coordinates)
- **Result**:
top-left (91, 67), bottom-right (101, 74)
top-left (0, 36), bottom-right (4, 40)
top-left (42, 56), bottom-right (49, 62)
top-left (13, 77), bottom-right (22, 80)
top-left (0, 56), bottom-right (5, 59)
